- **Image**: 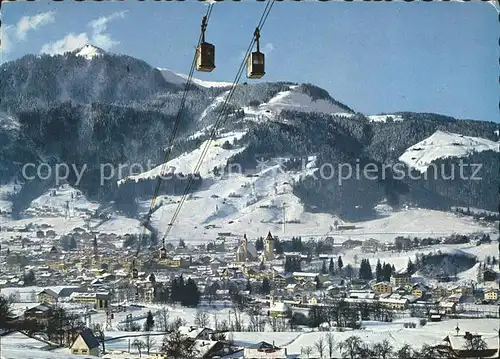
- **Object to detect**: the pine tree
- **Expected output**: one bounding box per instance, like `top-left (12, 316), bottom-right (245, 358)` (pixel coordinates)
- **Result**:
top-left (145, 311), bottom-right (155, 331)
top-left (262, 278), bottom-right (271, 294)
top-left (359, 259), bottom-right (373, 280)
top-left (321, 260), bottom-right (327, 274)
top-left (329, 258), bottom-right (335, 274)
top-left (407, 259), bottom-right (415, 275)
top-left (337, 256), bottom-right (344, 271)
top-left (376, 259), bottom-right (383, 282)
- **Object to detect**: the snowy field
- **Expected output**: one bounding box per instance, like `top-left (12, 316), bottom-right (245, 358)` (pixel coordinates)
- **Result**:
top-left (1, 314), bottom-right (498, 359)
top-left (399, 130), bottom-right (499, 173)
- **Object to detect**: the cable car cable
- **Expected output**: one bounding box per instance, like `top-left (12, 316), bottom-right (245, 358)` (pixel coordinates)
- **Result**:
top-left (160, 0), bottom-right (276, 243)
top-left (134, 3), bottom-right (215, 258)
top-left (161, 0), bottom-right (275, 241)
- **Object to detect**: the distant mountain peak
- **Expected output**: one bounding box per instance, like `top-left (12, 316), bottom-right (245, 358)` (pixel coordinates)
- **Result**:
top-left (74, 44), bottom-right (107, 60)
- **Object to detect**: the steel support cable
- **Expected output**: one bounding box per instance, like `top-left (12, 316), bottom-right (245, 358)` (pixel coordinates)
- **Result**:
top-left (134, 3), bottom-right (214, 257)
top-left (161, 0), bottom-right (276, 242)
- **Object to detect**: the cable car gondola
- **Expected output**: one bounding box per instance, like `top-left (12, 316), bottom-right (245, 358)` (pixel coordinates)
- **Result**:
top-left (196, 16), bottom-right (215, 72)
top-left (247, 27), bottom-right (265, 79)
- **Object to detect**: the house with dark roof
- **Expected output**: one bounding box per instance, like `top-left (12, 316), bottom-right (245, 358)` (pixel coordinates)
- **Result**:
top-left (23, 303), bottom-right (53, 325)
top-left (70, 328), bottom-right (100, 356)
top-left (37, 289), bottom-right (59, 304)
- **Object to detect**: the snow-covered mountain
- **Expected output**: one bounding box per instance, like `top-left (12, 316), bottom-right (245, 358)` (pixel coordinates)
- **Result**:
top-left (242, 85), bottom-right (352, 117)
top-left (0, 47), bottom-right (498, 228)
top-left (399, 130), bottom-right (499, 172)
top-left (74, 44), bottom-right (107, 60)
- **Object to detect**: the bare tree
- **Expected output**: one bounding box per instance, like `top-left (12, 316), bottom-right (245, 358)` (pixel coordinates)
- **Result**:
top-left (212, 313), bottom-right (219, 331)
top-left (91, 323), bottom-right (106, 354)
top-left (247, 306), bottom-right (265, 332)
top-left (301, 345), bottom-right (313, 358)
top-left (373, 339), bottom-right (394, 359)
top-left (156, 306), bottom-right (170, 332)
top-left (397, 343), bottom-right (417, 359)
top-left (132, 339), bottom-right (146, 358)
top-left (144, 333), bottom-right (157, 355)
top-left (463, 334), bottom-right (488, 351)
top-left (325, 332), bottom-right (335, 358)
top-left (194, 311), bottom-right (210, 328)
top-left (314, 336), bottom-right (325, 358)
top-left (336, 336), bottom-right (364, 359)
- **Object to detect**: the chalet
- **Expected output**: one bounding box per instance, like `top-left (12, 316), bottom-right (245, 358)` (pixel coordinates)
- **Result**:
top-left (341, 239), bottom-right (362, 250)
top-left (269, 298), bottom-right (290, 318)
top-left (159, 255), bottom-right (191, 268)
top-left (179, 326), bottom-right (214, 340)
top-left (37, 288), bottom-right (59, 304)
top-left (437, 333), bottom-right (498, 359)
top-left (379, 297), bottom-right (409, 310)
top-left (70, 292), bottom-right (111, 309)
top-left (69, 328), bottom-right (100, 356)
top-left (24, 303), bottom-right (53, 325)
top-left (484, 288), bottom-right (498, 301)
top-left (372, 281), bottom-right (393, 294)
top-left (193, 339), bottom-right (233, 359)
top-left (438, 301), bottom-right (457, 314)
top-left (292, 272), bottom-right (320, 283)
top-left (412, 283), bottom-right (429, 298)
top-left (390, 272), bottom-right (410, 287)
top-left (243, 347), bottom-right (288, 359)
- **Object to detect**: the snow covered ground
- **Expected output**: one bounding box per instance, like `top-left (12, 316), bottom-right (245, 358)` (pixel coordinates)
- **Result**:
top-left (399, 130), bottom-right (499, 172)
top-left (0, 183), bottom-right (19, 216)
top-left (1, 313), bottom-right (498, 358)
top-left (242, 85), bottom-right (350, 118)
top-left (367, 114), bottom-right (404, 123)
top-left (75, 44), bottom-right (106, 60)
top-left (158, 68), bottom-right (233, 89)
top-left (120, 131), bottom-right (247, 184)
top-left (26, 184), bottom-right (99, 218)
top-left (0, 111), bottom-right (20, 131)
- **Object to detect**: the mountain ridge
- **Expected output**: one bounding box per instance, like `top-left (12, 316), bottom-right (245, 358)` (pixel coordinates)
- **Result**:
top-left (0, 49), bottom-right (498, 224)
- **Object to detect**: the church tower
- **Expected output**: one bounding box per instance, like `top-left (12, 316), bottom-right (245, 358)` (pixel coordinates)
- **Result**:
top-left (92, 235), bottom-right (99, 268)
top-left (264, 231), bottom-right (275, 261)
top-left (159, 238), bottom-right (167, 259)
top-left (131, 259), bottom-right (138, 279)
top-left (236, 234), bottom-right (248, 263)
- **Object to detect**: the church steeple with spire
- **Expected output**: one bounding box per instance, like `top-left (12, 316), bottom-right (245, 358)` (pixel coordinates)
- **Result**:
top-left (159, 238), bottom-right (167, 259)
top-left (264, 231), bottom-right (275, 261)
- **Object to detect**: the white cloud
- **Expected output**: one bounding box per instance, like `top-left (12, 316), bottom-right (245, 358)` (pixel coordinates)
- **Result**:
top-left (40, 10), bottom-right (127, 55)
top-left (40, 32), bottom-right (89, 55)
top-left (262, 42), bottom-right (274, 55)
top-left (1, 25), bottom-right (13, 55)
top-left (88, 10), bottom-right (127, 35)
top-left (16, 11), bottom-right (56, 40)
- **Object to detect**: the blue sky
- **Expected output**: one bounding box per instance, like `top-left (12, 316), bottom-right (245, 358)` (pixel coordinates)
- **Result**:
top-left (1, 0), bottom-right (498, 123)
